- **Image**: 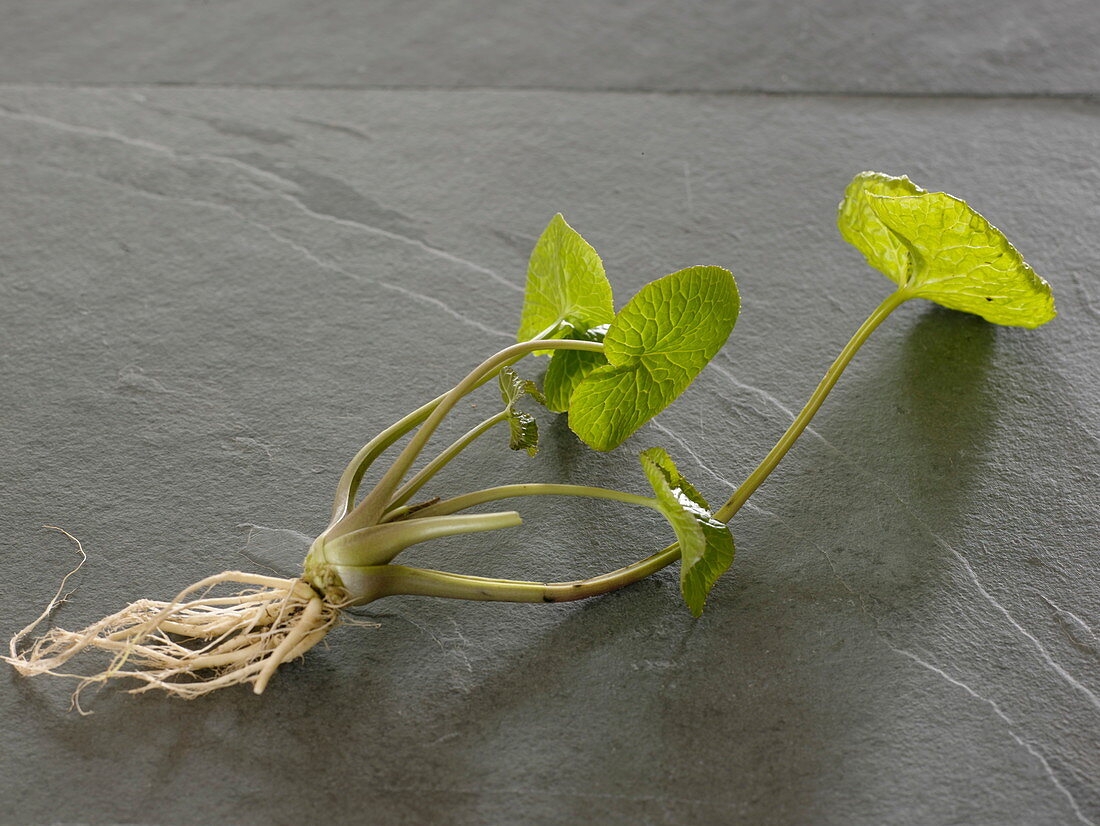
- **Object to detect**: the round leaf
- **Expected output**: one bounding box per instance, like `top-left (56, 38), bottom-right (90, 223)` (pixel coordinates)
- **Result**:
top-left (870, 191), bottom-right (1056, 328)
top-left (838, 171), bottom-right (1055, 328)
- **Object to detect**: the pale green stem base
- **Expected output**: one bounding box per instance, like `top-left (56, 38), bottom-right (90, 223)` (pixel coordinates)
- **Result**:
top-left (324, 511), bottom-right (523, 567)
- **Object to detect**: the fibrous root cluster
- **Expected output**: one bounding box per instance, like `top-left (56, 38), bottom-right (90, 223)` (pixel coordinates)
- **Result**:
top-left (6, 550), bottom-right (341, 707)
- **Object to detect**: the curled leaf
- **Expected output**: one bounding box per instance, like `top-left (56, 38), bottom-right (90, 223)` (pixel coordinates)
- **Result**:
top-left (498, 366), bottom-right (545, 456)
top-left (640, 448), bottom-right (733, 617)
top-left (499, 365), bottom-right (546, 408)
top-left (506, 410), bottom-right (540, 456)
top-left (837, 171), bottom-right (926, 286)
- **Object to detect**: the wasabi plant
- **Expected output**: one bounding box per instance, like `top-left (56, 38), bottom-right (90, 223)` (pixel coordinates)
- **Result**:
top-left (7, 172), bottom-right (1056, 702)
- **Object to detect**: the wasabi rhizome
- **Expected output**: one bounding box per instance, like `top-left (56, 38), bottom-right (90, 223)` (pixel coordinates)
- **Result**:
top-left (7, 172), bottom-right (1056, 702)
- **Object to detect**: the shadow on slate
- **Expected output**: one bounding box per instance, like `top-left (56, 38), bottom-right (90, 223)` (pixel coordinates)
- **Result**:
top-left (900, 305), bottom-right (998, 528)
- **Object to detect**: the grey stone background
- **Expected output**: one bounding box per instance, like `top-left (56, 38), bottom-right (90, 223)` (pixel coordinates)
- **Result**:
top-left (1, 3), bottom-right (1097, 824)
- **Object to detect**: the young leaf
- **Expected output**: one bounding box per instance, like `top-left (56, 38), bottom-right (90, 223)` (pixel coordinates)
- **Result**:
top-left (516, 214), bottom-right (615, 348)
top-left (639, 447), bottom-right (734, 617)
top-left (567, 266), bottom-right (739, 451)
top-left (838, 171), bottom-right (1056, 328)
top-left (498, 366), bottom-right (545, 456)
top-left (499, 365), bottom-right (546, 408)
top-left (542, 324), bottom-right (609, 413)
top-left (506, 411), bottom-right (540, 456)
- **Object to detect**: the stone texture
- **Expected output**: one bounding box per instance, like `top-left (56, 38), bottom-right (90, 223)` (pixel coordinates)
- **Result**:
top-left (1, 87), bottom-right (1098, 824)
top-left (2, 0), bottom-right (1100, 94)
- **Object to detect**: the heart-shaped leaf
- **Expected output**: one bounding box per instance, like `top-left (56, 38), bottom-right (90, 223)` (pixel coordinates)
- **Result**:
top-left (516, 214), bottom-right (615, 349)
top-left (639, 447), bottom-right (734, 617)
top-left (869, 191), bottom-right (1056, 328)
top-left (567, 266), bottom-right (739, 451)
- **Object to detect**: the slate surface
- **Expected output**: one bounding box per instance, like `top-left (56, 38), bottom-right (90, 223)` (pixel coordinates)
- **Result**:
top-left (2, 5), bottom-right (1100, 825)
top-left (1, 86), bottom-right (1097, 825)
top-left (2, 0), bottom-right (1099, 94)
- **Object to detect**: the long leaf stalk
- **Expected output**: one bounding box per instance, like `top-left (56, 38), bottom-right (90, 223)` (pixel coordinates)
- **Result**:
top-left (331, 337), bottom-right (605, 536)
top-left (309, 288), bottom-right (909, 605)
top-left (328, 319), bottom-right (567, 525)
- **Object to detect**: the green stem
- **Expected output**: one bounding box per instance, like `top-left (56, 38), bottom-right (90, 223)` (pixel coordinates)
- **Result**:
top-left (334, 338), bottom-right (605, 536)
top-left (349, 289), bottom-right (909, 605)
top-left (329, 394), bottom-right (444, 526)
top-left (328, 320), bottom-right (565, 527)
top-left (713, 287), bottom-right (908, 522)
top-left (404, 483), bottom-right (659, 519)
top-left (335, 550), bottom-right (675, 606)
top-left (385, 410), bottom-right (510, 514)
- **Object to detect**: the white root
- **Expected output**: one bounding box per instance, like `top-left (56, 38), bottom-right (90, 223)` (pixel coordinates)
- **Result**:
top-left (5, 531), bottom-right (344, 705)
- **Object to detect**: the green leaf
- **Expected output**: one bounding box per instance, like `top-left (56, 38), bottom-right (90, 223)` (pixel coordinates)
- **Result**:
top-left (507, 410), bottom-right (540, 456)
top-left (498, 365), bottom-right (546, 408)
top-left (516, 214), bottom-right (615, 350)
top-left (838, 171), bottom-right (1056, 328)
top-left (567, 266), bottom-right (740, 451)
top-left (869, 191), bottom-right (1056, 328)
top-left (639, 448), bottom-right (734, 617)
top-left (542, 324), bottom-right (609, 413)
top-left (837, 171), bottom-right (926, 286)
top-left (498, 366), bottom-right (545, 456)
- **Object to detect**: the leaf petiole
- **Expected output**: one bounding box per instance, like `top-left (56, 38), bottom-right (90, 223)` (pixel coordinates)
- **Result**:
top-left (329, 393), bottom-right (444, 526)
top-left (714, 286), bottom-right (909, 521)
top-left (333, 550), bottom-right (678, 606)
top-left (385, 410), bottom-right (511, 515)
top-left (328, 319), bottom-right (580, 530)
top-left (334, 337), bottom-right (604, 536)
top-left (402, 483), bottom-right (661, 519)
top-left (385, 286), bottom-right (911, 606)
